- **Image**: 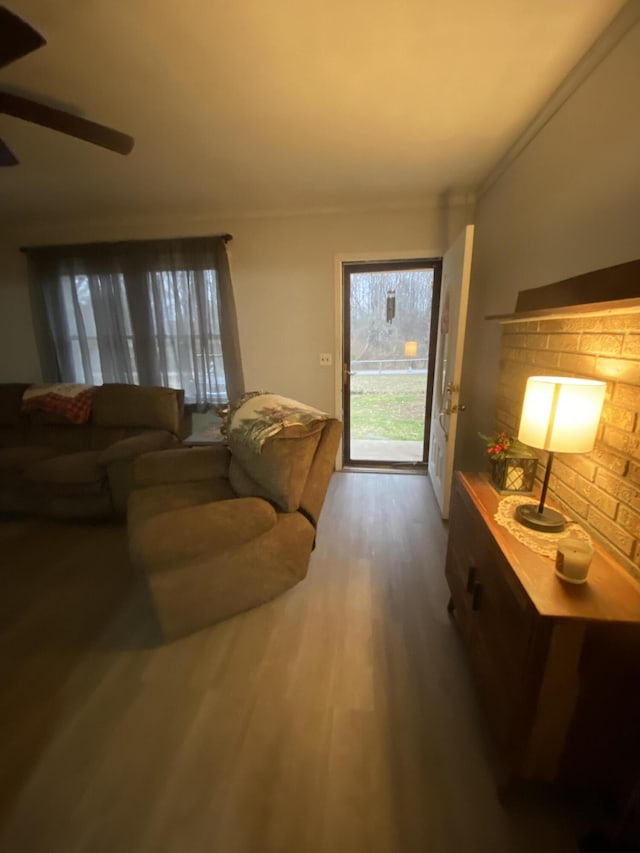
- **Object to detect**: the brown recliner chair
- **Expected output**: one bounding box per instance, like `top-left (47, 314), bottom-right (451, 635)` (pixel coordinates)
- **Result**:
top-left (127, 408), bottom-right (341, 642)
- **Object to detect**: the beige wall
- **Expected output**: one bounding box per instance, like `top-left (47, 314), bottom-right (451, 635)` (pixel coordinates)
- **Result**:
top-left (458, 17), bottom-right (640, 471)
top-left (0, 201), bottom-right (472, 414)
top-left (0, 242), bottom-right (43, 382)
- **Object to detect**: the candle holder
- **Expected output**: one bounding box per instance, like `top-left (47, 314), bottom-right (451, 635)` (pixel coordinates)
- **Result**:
top-left (490, 452), bottom-right (537, 495)
top-left (555, 537), bottom-right (594, 584)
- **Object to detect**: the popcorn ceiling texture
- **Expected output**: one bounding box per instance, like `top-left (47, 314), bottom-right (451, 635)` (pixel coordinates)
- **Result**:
top-left (496, 311), bottom-right (640, 582)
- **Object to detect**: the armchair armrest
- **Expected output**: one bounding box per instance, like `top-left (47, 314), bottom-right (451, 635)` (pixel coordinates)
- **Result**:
top-left (129, 496), bottom-right (277, 570)
top-left (134, 444), bottom-right (231, 486)
top-left (98, 430), bottom-right (177, 465)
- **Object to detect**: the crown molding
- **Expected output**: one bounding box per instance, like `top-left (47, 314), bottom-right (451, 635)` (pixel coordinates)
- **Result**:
top-left (478, 0), bottom-right (640, 199)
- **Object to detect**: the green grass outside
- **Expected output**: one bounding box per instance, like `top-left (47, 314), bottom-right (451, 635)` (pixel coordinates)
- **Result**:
top-left (350, 373), bottom-right (427, 441)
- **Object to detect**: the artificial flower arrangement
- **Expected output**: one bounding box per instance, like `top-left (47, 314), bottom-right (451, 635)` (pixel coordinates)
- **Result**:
top-left (479, 430), bottom-right (530, 460)
top-left (479, 431), bottom-right (537, 493)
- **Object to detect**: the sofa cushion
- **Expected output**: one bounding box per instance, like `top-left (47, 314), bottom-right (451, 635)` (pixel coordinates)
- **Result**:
top-left (0, 445), bottom-right (62, 472)
top-left (0, 383), bottom-right (30, 426)
top-left (129, 497), bottom-right (278, 573)
top-left (27, 421), bottom-right (93, 452)
top-left (90, 426), bottom-right (143, 450)
top-left (0, 427), bottom-right (25, 449)
top-left (25, 450), bottom-right (104, 485)
top-left (229, 425), bottom-right (323, 512)
top-left (226, 392), bottom-right (330, 512)
top-left (128, 479), bottom-right (237, 528)
top-left (98, 430), bottom-right (176, 465)
top-left (92, 384), bottom-right (182, 434)
top-left (134, 444), bottom-right (231, 486)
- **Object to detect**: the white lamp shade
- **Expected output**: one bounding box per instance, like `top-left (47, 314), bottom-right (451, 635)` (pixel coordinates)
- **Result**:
top-left (404, 340), bottom-right (418, 358)
top-left (518, 376), bottom-right (606, 453)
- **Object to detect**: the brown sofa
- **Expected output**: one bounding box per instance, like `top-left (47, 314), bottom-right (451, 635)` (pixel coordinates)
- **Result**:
top-left (0, 382), bottom-right (189, 518)
top-left (127, 401), bottom-right (342, 641)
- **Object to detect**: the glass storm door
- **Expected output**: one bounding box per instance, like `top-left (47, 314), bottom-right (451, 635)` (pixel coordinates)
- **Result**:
top-left (342, 259), bottom-right (441, 468)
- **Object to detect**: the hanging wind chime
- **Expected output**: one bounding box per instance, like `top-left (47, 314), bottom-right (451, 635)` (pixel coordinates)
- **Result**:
top-left (386, 288), bottom-right (396, 324)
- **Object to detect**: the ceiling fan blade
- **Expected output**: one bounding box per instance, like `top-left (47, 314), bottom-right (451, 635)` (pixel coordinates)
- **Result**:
top-left (0, 136), bottom-right (18, 165)
top-left (0, 91), bottom-right (134, 155)
top-left (0, 6), bottom-right (46, 69)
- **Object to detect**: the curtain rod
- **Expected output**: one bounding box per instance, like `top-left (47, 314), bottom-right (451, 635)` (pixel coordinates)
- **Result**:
top-left (20, 233), bottom-right (233, 253)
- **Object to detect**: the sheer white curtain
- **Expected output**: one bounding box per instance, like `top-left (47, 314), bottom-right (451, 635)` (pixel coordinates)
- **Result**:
top-left (27, 235), bottom-right (244, 409)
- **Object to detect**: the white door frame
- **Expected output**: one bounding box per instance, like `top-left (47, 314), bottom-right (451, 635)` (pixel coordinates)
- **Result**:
top-left (333, 248), bottom-right (441, 470)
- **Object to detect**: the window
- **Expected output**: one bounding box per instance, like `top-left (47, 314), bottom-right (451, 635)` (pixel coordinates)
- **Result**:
top-left (59, 272), bottom-right (137, 385)
top-left (27, 235), bottom-right (244, 409)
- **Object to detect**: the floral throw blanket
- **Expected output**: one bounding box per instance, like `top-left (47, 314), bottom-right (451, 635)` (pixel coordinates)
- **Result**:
top-left (228, 391), bottom-right (330, 452)
top-left (21, 383), bottom-right (95, 425)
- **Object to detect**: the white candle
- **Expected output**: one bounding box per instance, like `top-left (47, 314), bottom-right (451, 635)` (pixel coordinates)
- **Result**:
top-left (510, 465), bottom-right (525, 490)
top-left (555, 537), bottom-right (594, 584)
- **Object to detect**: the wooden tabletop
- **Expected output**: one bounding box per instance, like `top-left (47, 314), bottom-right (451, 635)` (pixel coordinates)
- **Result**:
top-left (458, 472), bottom-right (640, 625)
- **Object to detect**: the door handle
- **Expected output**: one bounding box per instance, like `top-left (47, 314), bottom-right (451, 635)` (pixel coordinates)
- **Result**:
top-left (342, 364), bottom-right (353, 385)
top-left (466, 566), bottom-right (477, 592)
top-left (438, 410), bottom-right (449, 440)
top-left (471, 581), bottom-right (483, 611)
top-left (439, 394), bottom-right (465, 440)
top-left (466, 567), bottom-right (482, 609)
top-left (441, 404), bottom-right (466, 416)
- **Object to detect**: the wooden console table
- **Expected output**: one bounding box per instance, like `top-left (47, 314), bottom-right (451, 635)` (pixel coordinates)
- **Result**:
top-left (445, 472), bottom-right (640, 802)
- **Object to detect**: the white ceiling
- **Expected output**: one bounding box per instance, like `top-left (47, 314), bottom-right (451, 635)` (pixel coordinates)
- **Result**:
top-left (0, 0), bottom-right (629, 226)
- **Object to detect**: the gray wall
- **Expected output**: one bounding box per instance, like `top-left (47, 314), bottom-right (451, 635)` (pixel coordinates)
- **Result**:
top-left (457, 17), bottom-right (640, 471)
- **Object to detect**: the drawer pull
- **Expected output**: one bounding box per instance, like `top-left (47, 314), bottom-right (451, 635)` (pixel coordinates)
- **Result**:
top-left (466, 566), bottom-right (477, 592)
top-left (471, 581), bottom-right (483, 611)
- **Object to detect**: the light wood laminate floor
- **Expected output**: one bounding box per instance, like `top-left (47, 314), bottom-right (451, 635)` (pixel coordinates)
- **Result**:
top-left (0, 473), bottom-right (581, 852)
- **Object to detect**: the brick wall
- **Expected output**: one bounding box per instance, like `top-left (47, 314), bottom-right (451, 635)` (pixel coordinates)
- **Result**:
top-left (496, 310), bottom-right (640, 582)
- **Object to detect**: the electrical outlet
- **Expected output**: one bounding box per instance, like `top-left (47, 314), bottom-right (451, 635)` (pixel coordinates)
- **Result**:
top-left (319, 353), bottom-right (332, 366)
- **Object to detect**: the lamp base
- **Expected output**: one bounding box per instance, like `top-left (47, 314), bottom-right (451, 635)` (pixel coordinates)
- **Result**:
top-left (516, 503), bottom-right (565, 533)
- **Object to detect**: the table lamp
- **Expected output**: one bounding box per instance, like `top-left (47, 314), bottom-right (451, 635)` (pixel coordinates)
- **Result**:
top-left (515, 376), bottom-right (606, 532)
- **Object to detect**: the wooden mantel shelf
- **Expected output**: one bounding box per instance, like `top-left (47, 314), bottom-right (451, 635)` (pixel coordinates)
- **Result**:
top-left (486, 296), bottom-right (640, 324)
top-left (485, 259), bottom-right (640, 323)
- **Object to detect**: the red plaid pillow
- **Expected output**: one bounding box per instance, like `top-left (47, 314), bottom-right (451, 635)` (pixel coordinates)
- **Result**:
top-left (21, 385), bottom-right (95, 425)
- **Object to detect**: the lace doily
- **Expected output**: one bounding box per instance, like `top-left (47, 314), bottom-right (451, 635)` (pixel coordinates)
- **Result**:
top-left (494, 495), bottom-right (592, 558)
